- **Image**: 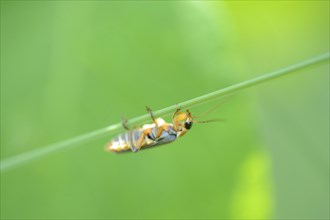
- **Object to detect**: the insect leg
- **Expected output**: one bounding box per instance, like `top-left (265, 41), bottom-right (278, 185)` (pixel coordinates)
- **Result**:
top-left (171, 106), bottom-right (182, 131)
top-left (156, 125), bottom-right (167, 139)
top-left (146, 106), bottom-right (170, 139)
top-left (135, 131), bottom-right (148, 151)
top-left (121, 116), bottom-right (130, 131)
top-left (146, 106), bottom-right (160, 135)
top-left (172, 106), bottom-right (181, 119)
top-left (146, 106), bottom-right (157, 124)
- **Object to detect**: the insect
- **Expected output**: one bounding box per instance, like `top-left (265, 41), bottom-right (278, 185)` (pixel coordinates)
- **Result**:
top-left (105, 105), bottom-right (221, 153)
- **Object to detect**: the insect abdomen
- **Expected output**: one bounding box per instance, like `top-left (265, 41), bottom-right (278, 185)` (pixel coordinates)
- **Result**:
top-left (106, 130), bottom-right (143, 153)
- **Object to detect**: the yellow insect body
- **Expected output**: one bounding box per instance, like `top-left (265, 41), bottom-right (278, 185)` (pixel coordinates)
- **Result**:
top-left (106, 108), bottom-right (193, 153)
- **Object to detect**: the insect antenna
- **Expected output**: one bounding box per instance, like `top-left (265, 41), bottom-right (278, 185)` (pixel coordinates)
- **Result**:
top-left (192, 96), bottom-right (231, 119)
top-left (193, 118), bottom-right (225, 124)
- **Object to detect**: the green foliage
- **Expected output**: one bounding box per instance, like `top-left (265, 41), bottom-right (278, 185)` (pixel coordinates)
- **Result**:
top-left (1, 1), bottom-right (329, 219)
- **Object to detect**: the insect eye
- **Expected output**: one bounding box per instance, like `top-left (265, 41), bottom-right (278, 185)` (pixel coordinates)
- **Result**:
top-left (184, 121), bottom-right (193, 130)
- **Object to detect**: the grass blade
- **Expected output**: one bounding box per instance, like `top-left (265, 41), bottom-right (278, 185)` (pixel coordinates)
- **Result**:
top-left (1, 52), bottom-right (329, 173)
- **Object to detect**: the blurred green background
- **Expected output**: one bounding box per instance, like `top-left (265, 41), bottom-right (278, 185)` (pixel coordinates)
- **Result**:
top-left (1, 1), bottom-right (329, 219)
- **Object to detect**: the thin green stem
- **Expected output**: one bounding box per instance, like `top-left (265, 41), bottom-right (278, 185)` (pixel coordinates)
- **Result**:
top-left (1, 52), bottom-right (329, 173)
